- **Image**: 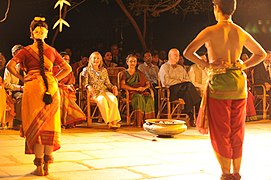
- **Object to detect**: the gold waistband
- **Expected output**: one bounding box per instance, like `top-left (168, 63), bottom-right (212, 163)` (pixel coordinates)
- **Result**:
top-left (208, 66), bottom-right (241, 75)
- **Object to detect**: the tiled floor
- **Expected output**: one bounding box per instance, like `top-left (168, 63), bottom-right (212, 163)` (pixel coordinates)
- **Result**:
top-left (0, 120), bottom-right (271, 180)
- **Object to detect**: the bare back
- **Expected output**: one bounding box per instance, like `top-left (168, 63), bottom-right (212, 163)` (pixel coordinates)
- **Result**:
top-left (205, 22), bottom-right (245, 65)
top-left (183, 19), bottom-right (266, 69)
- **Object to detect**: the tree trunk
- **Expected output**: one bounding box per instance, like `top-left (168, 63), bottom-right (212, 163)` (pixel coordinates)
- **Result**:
top-left (115, 0), bottom-right (148, 51)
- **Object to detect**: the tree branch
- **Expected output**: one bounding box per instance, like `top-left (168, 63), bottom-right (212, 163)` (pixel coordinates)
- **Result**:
top-left (151, 0), bottom-right (182, 16)
top-left (115, 0), bottom-right (147, 50)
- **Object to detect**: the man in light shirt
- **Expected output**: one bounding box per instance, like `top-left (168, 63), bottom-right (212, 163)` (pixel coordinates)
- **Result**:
top-left (4, 44), bottom-right (24, 128)
top-left (138, 51), bottom-right (159, 85)
top-left (138, 50), bottom-right (159, 114)
top-left (159, 48), bottom-right (201, 127)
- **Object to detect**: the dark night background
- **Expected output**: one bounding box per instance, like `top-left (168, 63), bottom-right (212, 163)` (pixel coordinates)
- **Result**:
top-left (0, 0), bottom-right (271, 62)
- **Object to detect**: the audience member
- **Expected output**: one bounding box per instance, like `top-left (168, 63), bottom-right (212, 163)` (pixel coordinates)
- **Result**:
top-left (138, 50), bottom-right (159, 114)
top-left (253, 50), bottom-right (271, 116)
top-left (0, 52), bottom-right (6, 77)
top-left (178, 55), bottom-right (190, 72)
top-left (53, 52), bottom-right (86, 128)
top-left (3, 44), bottom-right (24, 128)
top-left (187, 52), bottom-right (208, 94)
top-left (151, 50), bottom-right (164, 67)
top-left (240, 53), bottom-right (257, 121)
top-left (135, 51), bottom-right (144, 65)
top-left (65, 48), bottom-right (73, 62)
top-left (159, 48), bottom-right (201, 127)
top-left (119, 54), bottom-right (155, 127)
top-left (111, 44), bottom-right (124, 66)
top-left (138, 51), bottom-right (159, 85)
top-left (159, 50), bottom-right (167, 63)
top-left (84, 51), bottom-right (121, 129)
top-left (0, 77), bottom-right (6, 129)
top-left (70, 56), bottom-right (88, 85)
top-left (103, 51), bottom-right (117, 68)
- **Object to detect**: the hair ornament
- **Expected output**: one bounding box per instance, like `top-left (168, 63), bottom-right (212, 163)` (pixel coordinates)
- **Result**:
top-left (34, 17), bottom-right (46, 22)
top-left (32, 26), bottom-right (48, 40)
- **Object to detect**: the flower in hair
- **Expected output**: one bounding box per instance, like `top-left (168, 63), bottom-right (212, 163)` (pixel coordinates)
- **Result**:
top-left (32, 26), bottom-right (48, 40)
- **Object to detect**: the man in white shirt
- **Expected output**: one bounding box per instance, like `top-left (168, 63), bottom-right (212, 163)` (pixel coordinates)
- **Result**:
top-left (159, 48), bottom-right (201, 127)
top-left (138, 51), bottom-right (159, 85)
top-left (3, 44), bottom-right (24, 127)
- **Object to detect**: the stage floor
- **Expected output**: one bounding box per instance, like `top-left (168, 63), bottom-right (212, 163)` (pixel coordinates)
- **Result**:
top-left (0, 120), bottom-right (271, 180)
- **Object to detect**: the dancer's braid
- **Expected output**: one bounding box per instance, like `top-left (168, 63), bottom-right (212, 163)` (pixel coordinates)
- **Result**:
top-left (37, 39), bottom-right (52, 105)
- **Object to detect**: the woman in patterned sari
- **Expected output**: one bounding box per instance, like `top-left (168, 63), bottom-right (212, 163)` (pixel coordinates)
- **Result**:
top-left (7, 17), bottom-right (72, 176)
top-left (53, 52), bottom-right (86, 128)
top-left (119, 54), bottom-right (155, 127)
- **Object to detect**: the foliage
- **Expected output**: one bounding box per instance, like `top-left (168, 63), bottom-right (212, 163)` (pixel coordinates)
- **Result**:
top-left (128, 0), bottom-right (211, 18)
top-left (180, 0), bottom-right (211, 15)
top-left (53, 0), bottom-right (71, 32)
top-left (111, 0), bottom-right (213, 50)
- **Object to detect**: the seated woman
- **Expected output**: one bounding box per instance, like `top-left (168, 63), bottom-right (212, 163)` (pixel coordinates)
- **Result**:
top-left (119, 54), bottom-right (155, 127)
top-left (0, 77), bottom-right (6, 129)
top-left (84, 51), bottom-right (121, 129)
top-left (53, 52), bottom-right (86, 128)
top-left (0, 77), bottom-right (15, 129)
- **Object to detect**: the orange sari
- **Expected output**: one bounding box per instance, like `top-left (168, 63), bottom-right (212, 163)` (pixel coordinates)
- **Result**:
top-left (53, 66), bottom-right (86, 127)
top-left (13, 44), bottom-right (64, 154)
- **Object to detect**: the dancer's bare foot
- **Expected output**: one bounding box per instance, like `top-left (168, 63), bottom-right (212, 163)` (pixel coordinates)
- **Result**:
top-left (31, 166), bottom-right (44, 176)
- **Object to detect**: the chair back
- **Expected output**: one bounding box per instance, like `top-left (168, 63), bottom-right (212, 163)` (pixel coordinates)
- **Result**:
top-left (250, 68), bottom-right (269, 119)
top-left (156, 75), bottom-right (187, 123)
top-left (107, 67), bottom-right (126, 86)
top-left (78, 69), bottom-right (87, 109)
